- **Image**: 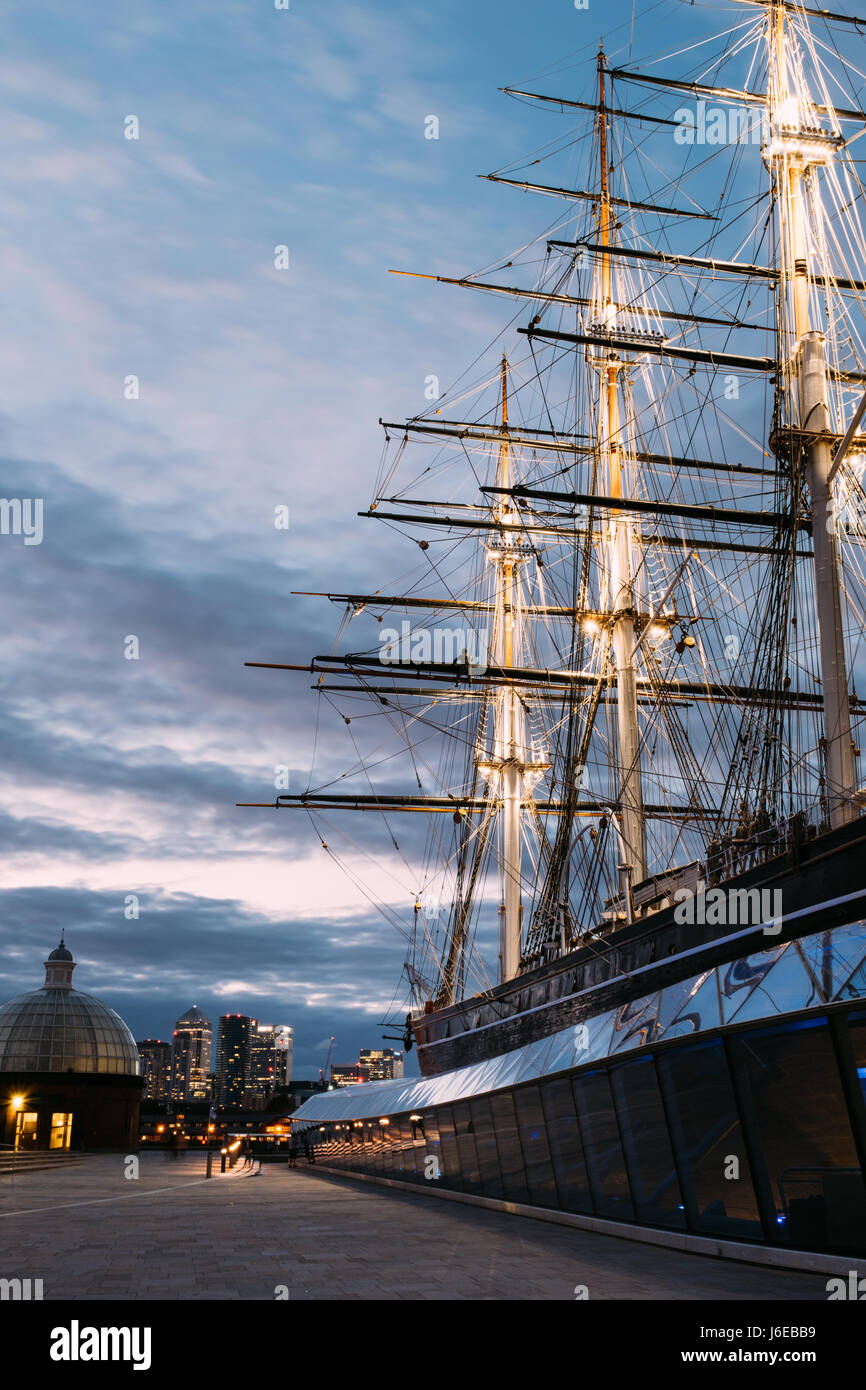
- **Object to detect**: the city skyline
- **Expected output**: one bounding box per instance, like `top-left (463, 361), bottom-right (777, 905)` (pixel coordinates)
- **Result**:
top-left (138, 1005), bottom-right (398, 1096)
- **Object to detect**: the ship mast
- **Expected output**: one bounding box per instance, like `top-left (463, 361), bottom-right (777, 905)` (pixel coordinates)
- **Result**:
top-left (488, 355), bottom-right (527, 981)
top-left (767, 3), bottom-right (856, 827)
top-left (596, 44), bottom-right (647, 891)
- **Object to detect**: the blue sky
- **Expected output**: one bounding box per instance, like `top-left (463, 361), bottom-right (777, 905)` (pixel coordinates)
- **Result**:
top-left (1, 0), bottom-right (863, 1078)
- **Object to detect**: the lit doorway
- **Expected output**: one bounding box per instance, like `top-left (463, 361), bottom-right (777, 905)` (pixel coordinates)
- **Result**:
top-left (49, 1113), bottom-right (72, 1150)
top-left (14, 1111), bottom-right (38, 1150)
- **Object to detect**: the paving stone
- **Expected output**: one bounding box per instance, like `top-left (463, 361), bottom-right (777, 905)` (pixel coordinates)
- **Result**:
top-left (0, 1153), bottom-right (836, 1301)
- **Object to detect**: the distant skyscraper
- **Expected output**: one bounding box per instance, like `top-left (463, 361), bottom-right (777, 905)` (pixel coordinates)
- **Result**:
top-left (246, 1023), bottom-right (294, 1105)
top-left (169, 1005), bottom-right (212, 1102)
top-left (360, 1048), bottom-right (403, 1080)
top-left (331, 1062), bottom-right (370, 1086)
top-left (217, 1014), bottom-right (253, 1109)
top-left (137, 1039), bottom-right (171, 1102)
top-left (361, 1045), bottom-right (405, 1078)
top-left (274, 1024), bottom-right (294, 1087)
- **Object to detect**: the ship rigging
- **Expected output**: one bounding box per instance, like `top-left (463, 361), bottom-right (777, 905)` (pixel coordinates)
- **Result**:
top-left (243, 1), bottom-right (866, 1028)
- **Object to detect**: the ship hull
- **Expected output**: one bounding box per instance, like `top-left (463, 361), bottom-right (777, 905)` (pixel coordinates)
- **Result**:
top-left (414, 815), bottom-right (866, 1076)
top-left (291, 868), bottom-right (866, 1258)
top-left (302, 998), bottom-right (866, 1257)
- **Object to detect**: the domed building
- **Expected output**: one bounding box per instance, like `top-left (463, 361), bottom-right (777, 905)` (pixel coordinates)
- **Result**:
top-left (0, 936), bottom-right (142, 1151)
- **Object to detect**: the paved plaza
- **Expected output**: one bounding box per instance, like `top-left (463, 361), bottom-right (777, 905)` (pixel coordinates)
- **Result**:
top-left (0, 1153), bottom-right (838, 1300)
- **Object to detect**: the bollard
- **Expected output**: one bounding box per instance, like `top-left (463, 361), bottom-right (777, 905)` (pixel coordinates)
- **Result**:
top-left (206, 1150), bottom-right (213, 1179)
top-left (220, 1150), bottom-right (227, 1173)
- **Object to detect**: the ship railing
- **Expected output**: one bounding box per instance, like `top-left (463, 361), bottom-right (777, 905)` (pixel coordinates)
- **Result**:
top-left (599, 807), bottom-right (828, 920)
top-left (512, 805), bottom-right (842, 976)
top-left (705, 808), bottom-right (825, 885)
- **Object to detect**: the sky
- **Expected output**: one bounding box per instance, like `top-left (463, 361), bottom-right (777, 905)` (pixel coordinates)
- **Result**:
top-left (0, 0), bottom-right (863, 1079)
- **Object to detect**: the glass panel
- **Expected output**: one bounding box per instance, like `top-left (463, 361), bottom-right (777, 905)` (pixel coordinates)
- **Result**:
top-left (398, 1117), bottom-right (411, 1175)
top-left (849, 1010), bottom-right (866, 1112)
top-left (545, 1010), bottom-right (618, 1075)
top-left (577, 1009), bottom-right (617, 1065)
top-left (378, 1121), bottom-right (394, 1173)
top-left (469, 1096), bottom-right (504, 1199)
top-left (720, 948), bottom-right (785, 1023)
top-left (726, 948), bottom-right (817, 1024)
top-left (656, 974), bottom-right (712, 1040)
top-left (611, 1058), bottom-right (686, 1228)
top-left (573, 1070), bottom-right (634, 1221)
top-left (367, 1124), bottom-right (381, 1170)
top-left (512, 1036), bottom-right (554, 1085)
top-left (391, 1118), bottom-right (405, 1174)
top-left (436, 1106), bottom-right (461, 1190)
top-left (513, 1085), bottom-right (557, 1208)
top-left (489, 1090), bottom-right (529, 1203)
top-left (801, 924), bottom-right (866, 1001)
top-left (658, 1038), bottom-right (761, 1239)
top-left (544, 1026), bottom-right (582, 1078)
top-left (353, 1124), bottom-right (367, 1172)
top-left (839, 958), bottom-right (866, 1002)
top-left (391, 1118), bottom-right (411, 1178)
top-left (730, 1017), bottom-right (865, 1252)
top-left (609, 994), bottom-right (661, 1055)
top-left (844, 1009), bottom-right (866, 1226)
top-left (420, 1110), bottom-right (442, 1185)
top-left (366, 1121), bottom-right (382, 1172)
top-left (452, 1101), bottom-right (481, 1193)
top-left (541, 1078), bottom-right (592, 1214)
top-left (467, 1049), bottom-right (525, 1093)
top-left (403, 1115), bottom-right (423, 1181)
top-left (667, 971), bottom-right (721, 1037)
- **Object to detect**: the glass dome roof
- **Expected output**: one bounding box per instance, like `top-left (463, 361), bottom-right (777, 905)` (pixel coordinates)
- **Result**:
top-left (0, 988), bottom-right (140, 1076)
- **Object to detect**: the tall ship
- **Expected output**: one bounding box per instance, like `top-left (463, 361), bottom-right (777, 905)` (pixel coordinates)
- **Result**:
top-left (245, 1), bottom-right (866, 1258)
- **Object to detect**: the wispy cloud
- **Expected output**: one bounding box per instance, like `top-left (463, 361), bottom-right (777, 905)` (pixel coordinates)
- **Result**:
top-left (0, 0), bottom-right (641, 1075)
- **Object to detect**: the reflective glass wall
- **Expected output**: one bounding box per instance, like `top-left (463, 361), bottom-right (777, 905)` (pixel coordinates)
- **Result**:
top-left (311, 1005), bottom-right (866, 1256)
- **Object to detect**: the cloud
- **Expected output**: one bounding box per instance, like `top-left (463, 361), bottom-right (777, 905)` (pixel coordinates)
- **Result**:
top-left (0, 0), bottom-right (581, 1064)
top-left (0, 884), bottom-right (418, 1075)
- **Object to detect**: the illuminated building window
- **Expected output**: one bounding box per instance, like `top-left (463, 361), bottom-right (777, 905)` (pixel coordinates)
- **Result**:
top-left (14, 1111), bottom-right (38, 1149)
top-left (49, 1112), bottom-right (73, 1150)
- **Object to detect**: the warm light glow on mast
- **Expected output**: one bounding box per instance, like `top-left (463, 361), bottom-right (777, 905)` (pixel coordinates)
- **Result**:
top-left (596, 45), bottom-right (647, 895)
top-left (766, 2), bottom-right (856, 826)
top-left (492, 355), bottom-right (526, 982)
